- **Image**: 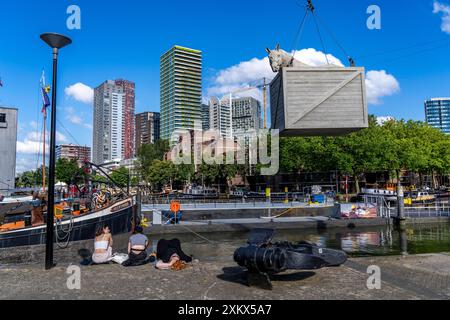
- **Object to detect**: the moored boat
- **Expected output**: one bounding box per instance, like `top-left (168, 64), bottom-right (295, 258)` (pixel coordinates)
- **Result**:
top-left (0, 196), bottom-right (135, 249)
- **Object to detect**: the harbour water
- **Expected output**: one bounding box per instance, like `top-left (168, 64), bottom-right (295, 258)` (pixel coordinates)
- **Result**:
top-left (145, 222), bottom-right (450, 262)
top-left (1, 221), bottom-right (449, 266)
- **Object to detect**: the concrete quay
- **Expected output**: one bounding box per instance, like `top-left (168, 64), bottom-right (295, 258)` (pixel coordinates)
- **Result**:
top-left (1, 251), bottom-right (449, 300)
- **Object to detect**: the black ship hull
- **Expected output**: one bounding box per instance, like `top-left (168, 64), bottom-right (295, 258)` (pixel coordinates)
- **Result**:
top-left (0, 198), bottom-right (135, 249)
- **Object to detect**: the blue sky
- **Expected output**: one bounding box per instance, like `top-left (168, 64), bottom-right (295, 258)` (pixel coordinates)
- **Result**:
top-left (0, 0), bottom-right (449, 173)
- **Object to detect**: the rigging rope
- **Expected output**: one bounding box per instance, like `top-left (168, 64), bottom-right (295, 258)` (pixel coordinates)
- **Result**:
top-left (55, 214), bottom-right (75, 249)
top-left (290, 9), bottom-right (310, 57)
top-left (354, 38), bottom-right (450, 60)
top-left (56, 118), bottom-right (83, 147)
top-left (151, 209), bottom-right (215, 245)
top-left (314, 13), bottom-right (354, 66)
top-left (311, 11), bottom-right (330, 65)
top-left (363, 41), bottom-right (450, 66)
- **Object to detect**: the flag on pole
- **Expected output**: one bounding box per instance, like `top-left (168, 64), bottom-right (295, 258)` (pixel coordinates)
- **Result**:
top-left (40, 71), bottom-right (51, 116)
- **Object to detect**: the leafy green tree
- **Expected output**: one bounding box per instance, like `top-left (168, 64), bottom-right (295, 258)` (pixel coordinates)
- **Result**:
top-left (278, 115), bottom-right (450, 193)
top-left (146, 160), bottom-right (176, 190)
top-left (136, 140), bottom-right (170, 181)
top-left (110, 167), bottom-right (130, 189)
top-left (55, 159), bottom-right (83, 186)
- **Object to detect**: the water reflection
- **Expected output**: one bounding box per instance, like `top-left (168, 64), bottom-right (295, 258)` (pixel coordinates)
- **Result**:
top-left (1, 222), bottom-right (449, 266)
top-left (145, 222), bottom-right (450, 260)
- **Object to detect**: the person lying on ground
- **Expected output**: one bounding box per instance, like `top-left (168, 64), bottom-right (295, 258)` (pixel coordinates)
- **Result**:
top-left (92, 225), bottom-right (113, 264)
top-left (155, 239), bottom-right (192, 270)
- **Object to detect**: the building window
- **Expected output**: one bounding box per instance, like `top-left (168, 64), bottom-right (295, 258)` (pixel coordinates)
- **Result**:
top-left (0, 113), bottom-right (6, 123)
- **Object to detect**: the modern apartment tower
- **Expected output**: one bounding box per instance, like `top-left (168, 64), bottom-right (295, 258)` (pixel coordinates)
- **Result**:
top-left (0, 107), bottom-right (18, 190)
top-left (209, 97), bottom-right (232, 138)
top-left (232, 97), bottom-right (262, 134)
top-left (425, 98), bottom-right (450, 134)
top-left (160, 45), bottom-right (202, 140)
top-left (207, 96), bottom-right (262, 137)
top-left (93, 79), bottom-right (135, 164)
top-left (201, 104), bottom-right (210, 131)
top-left (135, 112), bottom-right (161, 151)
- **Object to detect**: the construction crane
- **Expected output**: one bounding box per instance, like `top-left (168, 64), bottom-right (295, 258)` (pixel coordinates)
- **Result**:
top-left (227, 78), bottom-right (270, 131)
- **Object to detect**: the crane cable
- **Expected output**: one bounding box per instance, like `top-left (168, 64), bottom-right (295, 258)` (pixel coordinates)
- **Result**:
top-left (311, 11), bottom-right (330, 65)
top-left (314, 13), bottom-right (355, 66)
top-left (290, 8), bottom-right (310, 57)
top-left (290, 0), bottom-right (355, 66)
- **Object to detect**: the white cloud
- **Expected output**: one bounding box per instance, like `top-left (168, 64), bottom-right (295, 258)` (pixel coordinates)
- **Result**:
top-left (365, 70), bottom-right (400, 105)
top-left (208, 48), bottom-right (344, 98)
top-left (376, 116), bottom-right (395, 125)
top-left (433, 1), bottom-right (450, 34)
top-left (16, 131), bottom-right (68, 155)
top-left (29, 121), bottom-right (38, 130)
top-left (207, 49), bottom-right (399, 106)
top-left (292, 48), bottom-right (344, 67)
top-left (65, 83), bottom-right (94, 104)
top-left (68, 115), bottom-right (83, 125)
top-left (65, 106), bottom-right (93, 129)
top-left (16, 158), bottom-right (36, 174)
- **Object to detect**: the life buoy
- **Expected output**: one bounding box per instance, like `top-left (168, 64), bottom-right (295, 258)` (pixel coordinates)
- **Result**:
top-left (170, 201), bottom-right (181, 213)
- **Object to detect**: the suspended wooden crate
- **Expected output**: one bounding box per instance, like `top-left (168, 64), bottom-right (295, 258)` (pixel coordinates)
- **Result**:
top-left (270, 66), bottom-right (368, 136)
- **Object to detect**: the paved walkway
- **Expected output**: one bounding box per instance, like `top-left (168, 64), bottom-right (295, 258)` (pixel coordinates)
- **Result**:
top-left (1, 250), bottom-right (449, 300)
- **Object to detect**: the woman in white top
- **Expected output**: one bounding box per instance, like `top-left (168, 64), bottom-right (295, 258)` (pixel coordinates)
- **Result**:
top-left (92, 225), bottom-right (113, 264)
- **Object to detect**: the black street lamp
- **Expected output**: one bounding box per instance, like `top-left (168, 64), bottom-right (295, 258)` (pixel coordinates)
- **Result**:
top-left (40, 33), bottom-right (72, 270)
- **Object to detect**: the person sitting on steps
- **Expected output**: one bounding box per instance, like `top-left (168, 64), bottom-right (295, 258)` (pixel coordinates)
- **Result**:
top-left (92, 225), bottom-right (113, 264)
top-left (122, 225), bottom-right (150, 267)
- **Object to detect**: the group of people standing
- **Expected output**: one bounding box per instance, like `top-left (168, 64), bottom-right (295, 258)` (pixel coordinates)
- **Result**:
top-left (92, 224), bottom-right (192, 270)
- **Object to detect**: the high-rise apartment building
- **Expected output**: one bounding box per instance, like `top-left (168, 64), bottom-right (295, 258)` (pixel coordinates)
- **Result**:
top-left (0, 107), bottom-right (18, 190)
top-left (115, 79), bottom-right (136, 159)
top-left (160, 45), bottom-right (202, 140)
top-left (201, 104), bottom-right (210, 131)
top-left (425, 98), bottom-right (450, 134)
top-left (93, 79), bottom-right (135, 164)
top-left (209, 97), bottom-right (232, 138)
top-left (232, 97), bottom-right (262, 134)
top-left (135, 112), bottom-right (160, 151)
top-left (56, 144), bottom-right (91, 165)
top-left (207, 96), bottom-right (262, 138)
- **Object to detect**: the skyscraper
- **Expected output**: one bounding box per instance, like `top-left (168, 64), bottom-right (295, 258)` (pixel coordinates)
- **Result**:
top-left (207, 96), bottom-right (262, 137)
top-left (93, 79), bottom-right (135, 164)
top-left (201, 104), bottom-right (210, 131)
top-left (209, 97), bottom-right (231, 138)
top-left (232, 97), bottom-right (262, 134)
top-left (425, 98), bottom-right (450, 134)
top-left (0, 107), bottom-right (17, 190)
top-left (160, 45), bottom-right (202, 140)
top-left (115, 79), bottom-right (136, 159)
top-left (135, 112), bottom-right (160, 151)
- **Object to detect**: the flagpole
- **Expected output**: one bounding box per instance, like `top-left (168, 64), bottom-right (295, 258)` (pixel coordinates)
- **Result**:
top-left (43, 114), bottom-right (46, 192)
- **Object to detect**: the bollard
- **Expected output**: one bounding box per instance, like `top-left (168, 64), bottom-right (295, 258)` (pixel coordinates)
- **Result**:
top-left (153, 210), bottom-right (162, 225)
top-left (395, 182), bottom-right (406, 227)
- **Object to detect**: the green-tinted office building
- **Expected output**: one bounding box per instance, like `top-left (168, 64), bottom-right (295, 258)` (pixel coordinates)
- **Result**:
top-left (160, 45), bottom-right (202, 140)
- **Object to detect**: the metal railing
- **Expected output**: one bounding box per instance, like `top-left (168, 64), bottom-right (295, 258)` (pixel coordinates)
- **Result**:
top-left (384, 204), bottom-right (450, 218)
top-left (141, 196), bottom-right (336, 210)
